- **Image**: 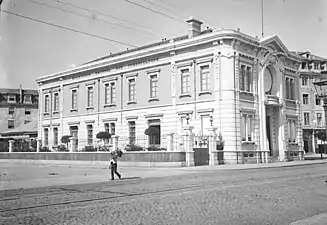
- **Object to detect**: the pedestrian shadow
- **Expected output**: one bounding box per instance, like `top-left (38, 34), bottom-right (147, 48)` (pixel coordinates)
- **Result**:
top-left (120, 177), bottom-right (141, 180)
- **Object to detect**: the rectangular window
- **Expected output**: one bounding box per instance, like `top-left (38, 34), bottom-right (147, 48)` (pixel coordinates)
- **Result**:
top-left (8, 120), bottom-right (14, 129)
top-left (246, 66), bottom-right (252, 92)
top-left (302, 94), bottom-right (309, 105)
top-left (53, 127), bottom-right (58, 146)
top-left (44, 128), bottom-right (49, 147)
top-left (87, 125), bottom-right (93, 145)
top-left (302, 76), bottom-right (308, 86)
top-left (105, 82), bottom-right (116, 105)
top-left (290, 78), bottom-right (294, 100)
top-left (44, 95), bottom-right (50, 113)
top-left (301, 62), bottom-right (306, 69)
top-left (316, 95), bottom-right (321, 105)
top-left (71, 90), bottom-right (77, 110)
top-left (110, 123), bottom-right (115, 136)
top-left (25, 108), bottom-right (31, 115)
top-left (304, 112), bottom-right (310, 125)
top-left (87, 86), bottom-right (94, 107)
top-left (317, 113), bottom-right (322, 127)
top-left (181, 69), bottom-right (190, 94)
top-left (239, 65), bottom-right (252, 92)
top-left (8, 107), bottom-right (15, 115)
top-left (314, 62), bottom-right (319, 70)
top-left (128, 121), bottom-right (136, 145)
top-left (24, 95), bottom-right (32, 103)
top-left (200, 65), bottom-right (210, 91)
top-left (150, 74), bottom-right (159, 98)
top-left (53, 93), bottom-right (59, 112)
top-left (8, 95), bottom-right (16, 103)
top-left (241, 114), bottom-right (254, 142)
top-left (128, 78), bottom-right (136, 101)
top-left (287, 119), bottom-right (297, 143)
top-left (239, 65), bottom-right (245, 91)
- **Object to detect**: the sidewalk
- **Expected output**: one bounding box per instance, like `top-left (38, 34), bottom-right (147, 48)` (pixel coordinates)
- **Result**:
top-left (1, 159), bottom-right (326, 191)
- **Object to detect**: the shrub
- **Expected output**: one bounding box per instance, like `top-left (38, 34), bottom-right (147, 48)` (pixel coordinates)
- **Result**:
top-left (96, 131), bottom-right (111, 141)
top-left (146, 146), bottom-right (167, 151)
top-left (57, 144), bottom-right (69, 152)
top-left (61, 135), bottom-right (71, 148)
top-left (82, 145), bottom-right (97, 152)
top-left (125, 144), bottom-right (144, 151)
top-left (40, 146), bottom-right (51, 152)
top-left (97, 146), bottom-right (110, 152)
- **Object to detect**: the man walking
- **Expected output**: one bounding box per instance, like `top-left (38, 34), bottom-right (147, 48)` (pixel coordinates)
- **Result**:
top-left (110, 150), bottom-right (121, 180)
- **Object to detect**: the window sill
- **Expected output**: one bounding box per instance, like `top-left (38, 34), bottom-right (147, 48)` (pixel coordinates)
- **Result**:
top-left (148, 98), bottom-right (159, 102)
top-left (127, 100), bottom-right (137, 105)
top-left (104, 104), bottom-right (116, 108)
top-left (179, 93), bottom-right (191, 98)
top-left (86, 106), bottom-right (94, 110)
top-left (43, 113), bottom-right (49, 116)
top-left (52, 111), bottom-right (59, 115)
top-left (70, 109), bottom-right (78, 112)
top-left (198, 91), bottom-right (212, 96)
top-left (242, 141), bottom-right (255, 145)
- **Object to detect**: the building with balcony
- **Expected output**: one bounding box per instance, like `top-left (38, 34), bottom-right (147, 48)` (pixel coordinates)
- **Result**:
top-left (36, 18), bottom-right (303, 163)
top-left (296, 51), bottom-right (327, 153)
top-left (0, 87), bottom-right (38, 137)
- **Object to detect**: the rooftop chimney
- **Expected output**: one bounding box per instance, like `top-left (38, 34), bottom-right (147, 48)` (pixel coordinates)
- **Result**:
top-left (186, 17), bottom-right (203, 38)
top-left (19, 84), bottom-right (23, 103)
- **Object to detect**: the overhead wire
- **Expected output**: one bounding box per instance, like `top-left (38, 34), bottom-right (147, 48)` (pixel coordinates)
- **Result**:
top-left (2, 10), bottom-right (138, 47)
top-left (123, 0), bottom-right (186, 25)
top-left (47, 0), bottom-right (154, 31)
top-left (25, 0), bottom-right (163, 38)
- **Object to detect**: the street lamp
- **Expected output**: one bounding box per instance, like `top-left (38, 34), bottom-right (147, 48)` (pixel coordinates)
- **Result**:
top-left (313, 79), bottom-right (327, 158)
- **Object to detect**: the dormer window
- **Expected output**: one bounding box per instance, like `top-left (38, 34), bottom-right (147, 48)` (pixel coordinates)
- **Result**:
top-left (24, 95), bottom-right (32, 104)
top-left (8, 95), bottom-right (16, 103)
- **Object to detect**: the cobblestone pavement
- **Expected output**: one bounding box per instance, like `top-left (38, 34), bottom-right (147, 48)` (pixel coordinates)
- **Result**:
top-left (1, 164), bottom-right (327, 225)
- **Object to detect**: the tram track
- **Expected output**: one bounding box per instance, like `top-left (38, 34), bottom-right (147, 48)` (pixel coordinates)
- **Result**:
top-left (1, 172), bottom-right (325, 214)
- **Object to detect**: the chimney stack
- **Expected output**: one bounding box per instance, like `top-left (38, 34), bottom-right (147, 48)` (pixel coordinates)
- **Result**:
top-left (186, 16), bottom-right (203, 38)
top-left (19, 84), bottom-right (23, 103)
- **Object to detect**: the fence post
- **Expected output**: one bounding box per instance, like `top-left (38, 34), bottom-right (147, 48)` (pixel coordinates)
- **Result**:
top-left (207, 127), bottom-right (218, 166)
top-left (112, 135), bottom-right (119, 151)
top-left (36, 138), bottom-right (42, 152)
top-left (167, 133), bottom-right (174, 151)
top-left (8, 140), bottom-right (14, 153)
top-left (183, 125), bottom-right (194, 167)
top-left (69, 137), bottom-right (76, 152)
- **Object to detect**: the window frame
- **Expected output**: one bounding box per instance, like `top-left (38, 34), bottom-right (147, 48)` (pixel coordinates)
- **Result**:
top-left (239, 63), bottom-right (253, 93)
top-left (199, 63), bottom-right (211, 94)
top-left (304, 112), bottom-right (310, 126)
top-left (317, 113), bottom-right (323, 127)
top-left (126, 75), bottom-right (138, 104)
top-left (302, 94), bottom-right (309, 105)
top-left (53, 92), bottom-right (59, 113)
top-left (53, 127), bottom-right (59, 146)
top-left (86, 84), bottom-right (94, 109)
top-left (7, 94), bottom-right (16, 103)
top-left (87, 124), bottom-right (93, 146)
top-left (128, 121), bottom-right (136, 145)
top-left (285, 76), bottom-right (295, 100)
top-left (70, 88), bottom-right (78, 111)
top-left (8, 119), bottom-right (15, 129)
top-left (104, 80), bottom-right (117, 107)
top-left (44, 94), bottom-right (50, 114)
top-left (287, 117), bottom-right (297, 143)
top-left (302, 76), bottom-right (309, 86)
top-left (240, 111), bottom-right (255, 143)
top-left (148, 72), bottom-right (159, 100)
top-left (24, 94), bottom-right (32, 104)
top-left (180, 67), bottom-right (191, 96)
top-left (44, 128), bottom-right (49, 147)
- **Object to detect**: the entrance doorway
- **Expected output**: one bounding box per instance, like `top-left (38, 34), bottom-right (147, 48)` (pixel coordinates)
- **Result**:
top-left (266, 116), bottom-right (273, 156)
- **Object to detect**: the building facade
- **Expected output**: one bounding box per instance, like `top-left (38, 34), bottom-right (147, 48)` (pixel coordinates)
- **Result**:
top-left (297, 51), bottom-right (327, 153)
top-left (0, 87), bottom-right (38, 134)
top-left (36, 18), bottom-right (303, 163)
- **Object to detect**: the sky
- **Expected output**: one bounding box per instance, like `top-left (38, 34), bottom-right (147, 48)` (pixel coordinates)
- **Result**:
top-left (0, 0), bottom-right (326, 90)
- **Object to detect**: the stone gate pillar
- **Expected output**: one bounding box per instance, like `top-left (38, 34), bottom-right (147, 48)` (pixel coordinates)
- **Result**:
top-left (8, 140), bottom-right (14, 153)
top-left (36, 138), bottom-right (42, 152)
top-left (166, 133), bottom-right (174, 151)
top-left (69, 137), bottom-right (77, 152)
top-left (183, 125), bottom-right (194, 167)
top-left (112, 135), bottom-right (119, 151)
top-left (207, 127), bottom-right (218, 166)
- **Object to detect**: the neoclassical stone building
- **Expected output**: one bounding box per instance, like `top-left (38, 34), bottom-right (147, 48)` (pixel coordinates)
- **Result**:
top-left (36, 18), bottom-right (303, 163)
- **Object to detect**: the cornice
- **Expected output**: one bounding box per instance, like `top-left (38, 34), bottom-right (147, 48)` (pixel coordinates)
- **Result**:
top-left (36, 30), bottom-right (261, 84)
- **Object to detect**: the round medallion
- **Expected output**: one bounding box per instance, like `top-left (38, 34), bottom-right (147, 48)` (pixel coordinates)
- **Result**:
top-left (264, 68), bottom-right (273, 93)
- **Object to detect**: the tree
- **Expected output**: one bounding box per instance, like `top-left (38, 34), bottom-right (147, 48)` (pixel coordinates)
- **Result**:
top-left (61, 135), bottom-right (71, 149)
top-left (144, 126), bottom-right (159, 136)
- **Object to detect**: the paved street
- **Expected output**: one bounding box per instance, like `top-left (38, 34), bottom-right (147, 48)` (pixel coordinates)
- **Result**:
top-left (1, 162), bottom-right (327, 224)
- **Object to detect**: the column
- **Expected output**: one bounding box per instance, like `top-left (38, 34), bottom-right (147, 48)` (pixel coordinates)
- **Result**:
top-left (8, 140), bottom-right (14, 153)
top-left (36, 138), bottom-right (42, 152)
top-left (59, 78), bottom-right (64, 137)
top-left (258, 66), bottom-right (268, 163)
top-left (183, 125), bottom-right (194, 167)
top-left (166, 133), bottom-right (174, 151)
top-left (69, 137), bottom-right (76, 152)
top-left (278, 107), bottom-right (286, 161)
top-left (207, 127), bottom-right (218, 166)
top-left (112, 135), bottom-right (119, 151)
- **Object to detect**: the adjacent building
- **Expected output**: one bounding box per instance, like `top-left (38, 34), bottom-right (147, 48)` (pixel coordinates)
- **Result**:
top-left (36, 18), bottom-right (304, 163)
top-left (0, 87), bottom-right (38, 135)
top-left (296, 51), bottom-right (327, 153)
